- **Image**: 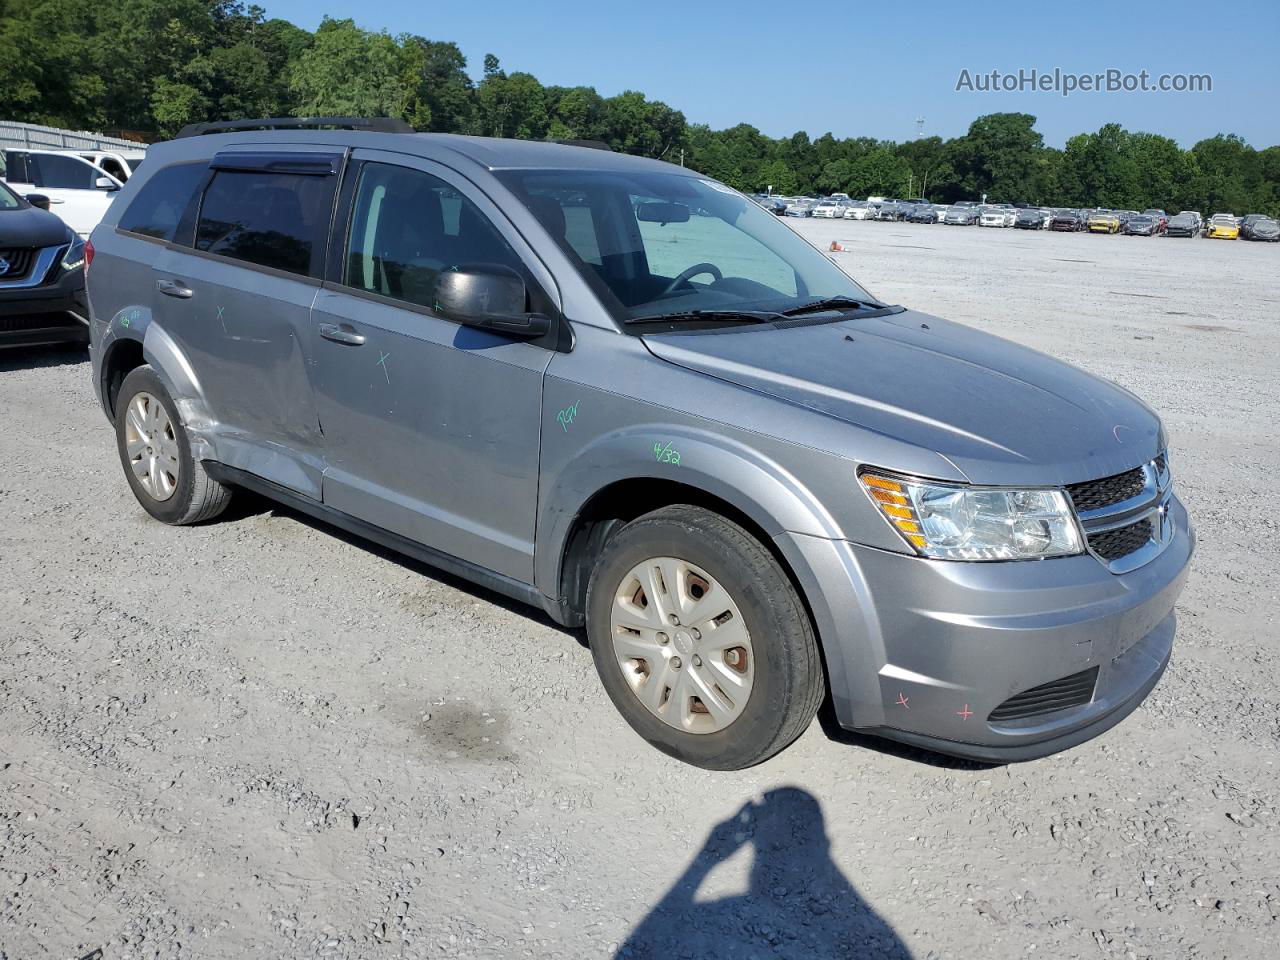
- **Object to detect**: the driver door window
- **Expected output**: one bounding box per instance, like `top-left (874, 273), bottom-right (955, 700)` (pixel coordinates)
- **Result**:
top-left (344, 162), bottom-right (527, 311)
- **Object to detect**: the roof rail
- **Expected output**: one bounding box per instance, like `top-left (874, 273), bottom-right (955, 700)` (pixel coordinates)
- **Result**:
top-left (174, 117), bottom-right (414, 139)
top-left (550, 139), bottom-right (613, 152)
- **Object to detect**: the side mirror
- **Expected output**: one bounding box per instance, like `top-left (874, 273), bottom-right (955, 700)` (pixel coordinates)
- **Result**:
top-left (95, 176), bottom-right (119, 191)
top-left (25, 193), bottom-right (51, 210)
top-left (434, 266), bottom-right (550, 339)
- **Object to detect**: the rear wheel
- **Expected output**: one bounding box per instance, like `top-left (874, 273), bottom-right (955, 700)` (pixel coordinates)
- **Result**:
top-left (586, 505), bottom-right (823, 769)
top-left (115, 365), bottom-right (231, 525)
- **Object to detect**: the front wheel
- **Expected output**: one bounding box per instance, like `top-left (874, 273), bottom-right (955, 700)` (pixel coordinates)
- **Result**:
top-left (586, 505), bottom-right (824, 769)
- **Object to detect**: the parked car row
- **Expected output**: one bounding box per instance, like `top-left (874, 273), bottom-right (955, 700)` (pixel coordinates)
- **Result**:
top-left (0, 145), bottom-right (148, 348)
top-left (0, 146), bottom-right (147, 237)
top-left (758, 192), bottom-right (1279, 244)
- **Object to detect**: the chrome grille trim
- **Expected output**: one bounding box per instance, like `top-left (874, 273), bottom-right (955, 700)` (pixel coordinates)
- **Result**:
top-left (1069, 455), bottom-right (1174, 574)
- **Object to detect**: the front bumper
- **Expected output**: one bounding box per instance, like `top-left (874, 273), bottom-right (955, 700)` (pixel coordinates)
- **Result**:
top-left (0, 260), bottom-right (88, 348)
top-left (780, 494), bottom-right (1193, 762)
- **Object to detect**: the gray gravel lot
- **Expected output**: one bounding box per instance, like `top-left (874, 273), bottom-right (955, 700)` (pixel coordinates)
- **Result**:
top-left (2, 220), bottom-right (1277, 960)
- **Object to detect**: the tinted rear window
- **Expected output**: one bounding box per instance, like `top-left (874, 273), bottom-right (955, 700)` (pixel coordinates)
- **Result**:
top-left (195, 170), bottom-right (334, 277)
top-left (118, 162), bottom-right (207, 241)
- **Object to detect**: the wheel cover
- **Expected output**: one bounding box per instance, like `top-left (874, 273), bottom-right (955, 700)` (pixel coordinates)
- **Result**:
top-left (609, 556), bottom-right (755, 734)
top-left (124, 392), bottom-right (180, 502)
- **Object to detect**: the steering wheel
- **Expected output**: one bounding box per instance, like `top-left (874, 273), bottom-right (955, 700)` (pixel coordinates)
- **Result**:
top-left (659, 262), bottom-right (723, 297)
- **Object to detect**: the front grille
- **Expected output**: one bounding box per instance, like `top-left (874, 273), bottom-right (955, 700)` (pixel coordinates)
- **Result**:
top-left (1066, 466), bottom-right (1146, 512)
top-left (1089, 518), bottom-right (1153, 562)
top-left (0, 247), bottom-right (36, 281)
top-left (989, 666), bottom-right (1099, 722)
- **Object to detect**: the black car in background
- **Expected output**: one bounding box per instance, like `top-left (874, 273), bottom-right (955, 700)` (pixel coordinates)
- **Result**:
top-left (1015, 208), bottom-right (1049, 229)
top-left (874, 201), bottom-right (903, 221)
top-left (905, 204), bottom-right (937, 223)
top-left (1050, 209), bottom-right (1085, 231)
top-left (1242, 215), bottom-right (1280, 241)
top-left (0, 180), bottom-right (89, 349)
top-left (1165, 212), bottom-right (1200, 237)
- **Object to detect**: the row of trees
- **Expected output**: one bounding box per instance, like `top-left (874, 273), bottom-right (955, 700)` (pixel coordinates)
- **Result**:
top-left (2, 2), bottom-right (1277, 216)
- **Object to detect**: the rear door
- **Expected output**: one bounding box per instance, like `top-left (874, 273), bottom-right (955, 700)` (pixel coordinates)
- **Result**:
top-left (150, 149), bottom-right (342, 498)
top-left (308, 151), bottom-right (558, 581)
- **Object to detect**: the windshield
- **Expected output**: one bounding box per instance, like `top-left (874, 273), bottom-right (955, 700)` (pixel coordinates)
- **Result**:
top-left (0, 180), bottom-right (20, 210)
top-left (499, 170), bottom-right (874, 323)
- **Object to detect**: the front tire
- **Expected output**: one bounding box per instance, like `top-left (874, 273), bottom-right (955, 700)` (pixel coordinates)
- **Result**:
top-left (115, 365), bottom-right (232, 525)
top-left (586, 505), bottom-right (824, 769)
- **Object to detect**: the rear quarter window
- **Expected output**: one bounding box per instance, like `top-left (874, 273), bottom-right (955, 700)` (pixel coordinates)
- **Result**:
top-left (118, 162), bottom-right (208, 241)
top-left (195, 169), bottom-right (334, 277)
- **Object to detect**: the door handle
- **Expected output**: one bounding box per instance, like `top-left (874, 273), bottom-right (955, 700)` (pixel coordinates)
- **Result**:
top-left (155, 278), bottom-right (194, 299)
top-left (318, 322), bottom-right (366, 346)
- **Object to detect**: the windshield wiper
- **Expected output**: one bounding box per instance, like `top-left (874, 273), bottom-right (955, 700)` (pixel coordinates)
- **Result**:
top-left (625, 308), bottom-right (785, 326)
top-left (780, 296), bottom-right (880, 316)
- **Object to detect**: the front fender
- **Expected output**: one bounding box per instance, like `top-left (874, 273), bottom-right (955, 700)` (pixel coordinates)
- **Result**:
top-left (534, 419), bottom-right (846, 600)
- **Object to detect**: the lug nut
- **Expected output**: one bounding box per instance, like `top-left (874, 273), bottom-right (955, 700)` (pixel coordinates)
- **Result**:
top-left (691, 628), bottom-right (701, 640)
top-left (692, 655), bottom-right (702, 667)
top-left (670, 657), bottom-right (682, 670)
top-left (668, 614), bottom-right (679, 626)
top-left (657, 632), bottom-right (668, 644)
top-left (725, 649), bottom-right (742, 667)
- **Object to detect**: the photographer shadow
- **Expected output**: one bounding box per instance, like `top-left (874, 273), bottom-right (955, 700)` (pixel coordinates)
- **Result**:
top-left (616, 786), bottom-right (912, 959)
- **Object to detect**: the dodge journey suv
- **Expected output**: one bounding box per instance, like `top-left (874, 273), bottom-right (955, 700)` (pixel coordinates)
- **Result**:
top-left (86, 118), bottom-right (1193, 769)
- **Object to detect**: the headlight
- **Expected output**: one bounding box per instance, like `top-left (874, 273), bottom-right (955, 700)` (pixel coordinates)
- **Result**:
top-left (860, 471), bottom-right (1083, 561)
top-left (62, 237), bottom-right (86, 271)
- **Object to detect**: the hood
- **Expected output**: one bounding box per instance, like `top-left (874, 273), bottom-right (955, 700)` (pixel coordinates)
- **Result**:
top-left (0, 204), bottom-right (71, 249)
top-left (642, 309), bottom-right (1162, 486)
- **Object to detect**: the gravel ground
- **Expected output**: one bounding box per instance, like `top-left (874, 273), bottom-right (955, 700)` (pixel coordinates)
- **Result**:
top-left (2, 220), bottom-right (1277, 960)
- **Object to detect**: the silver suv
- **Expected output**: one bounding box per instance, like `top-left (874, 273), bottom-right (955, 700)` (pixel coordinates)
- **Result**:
top-left (86, 118), bottom-right (1194, 769)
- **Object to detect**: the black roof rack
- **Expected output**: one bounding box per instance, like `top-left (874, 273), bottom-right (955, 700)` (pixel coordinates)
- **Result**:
top-left (550, 139), bottom-right (613, 151)
top-left (175, 116), bottom-right (414, 139)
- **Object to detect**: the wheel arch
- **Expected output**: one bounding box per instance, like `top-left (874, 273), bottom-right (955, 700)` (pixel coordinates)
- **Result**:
top-left (538, 425), bottom-right (843, 639)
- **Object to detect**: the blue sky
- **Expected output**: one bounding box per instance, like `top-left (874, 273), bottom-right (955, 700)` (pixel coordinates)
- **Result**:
top-left (264, 0), bottom-right (1279, 148)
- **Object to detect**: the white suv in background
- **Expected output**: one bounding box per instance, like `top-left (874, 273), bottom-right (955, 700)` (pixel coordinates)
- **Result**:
top-left (71, 150), bottom-right (147, 183)
top-left (0, 148), bottom-right (123, 236)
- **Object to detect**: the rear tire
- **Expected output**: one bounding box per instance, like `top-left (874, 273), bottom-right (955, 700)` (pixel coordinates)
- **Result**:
top-left (115, 365), bottom-right (231, 525)
top-left (586, 505), bottom-right (823, 770)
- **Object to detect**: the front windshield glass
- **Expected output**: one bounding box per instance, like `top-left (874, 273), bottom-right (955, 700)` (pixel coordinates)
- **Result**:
top-left (499, 170), bottom-right (874, 323)
top-left (0, 180), bottom-right (20, 210)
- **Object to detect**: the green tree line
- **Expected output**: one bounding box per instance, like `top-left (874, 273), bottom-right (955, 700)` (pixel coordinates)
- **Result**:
top-left (3, 2), bottom-right (1277, 215)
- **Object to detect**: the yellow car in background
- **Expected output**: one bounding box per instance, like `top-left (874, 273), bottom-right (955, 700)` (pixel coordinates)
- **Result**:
top-left (1087, 210), bottom-right (1121, 233)
top-left (1206, 214), bottom-right (1241, 239)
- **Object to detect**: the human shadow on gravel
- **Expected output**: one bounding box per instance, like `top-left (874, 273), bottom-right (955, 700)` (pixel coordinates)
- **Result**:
top-left (615, 786), bottom-right (912, 959)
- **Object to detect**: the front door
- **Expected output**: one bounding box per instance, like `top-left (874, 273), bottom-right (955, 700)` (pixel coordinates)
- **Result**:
top-left (309, 152), bottom-right (556, 582)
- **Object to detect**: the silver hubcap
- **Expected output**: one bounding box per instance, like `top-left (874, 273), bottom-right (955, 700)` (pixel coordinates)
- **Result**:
top-left (124, 392), bottom-right (180, 502)
top-left (609, 556), bottom-right (755, 734)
